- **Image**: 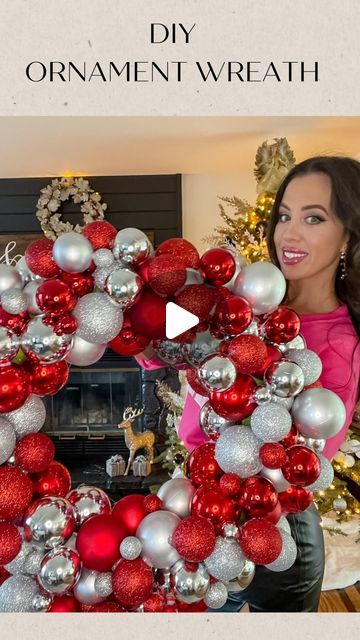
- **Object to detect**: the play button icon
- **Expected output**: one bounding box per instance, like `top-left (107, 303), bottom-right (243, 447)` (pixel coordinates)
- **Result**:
top-left (166, 302), bottom-right (199, 340)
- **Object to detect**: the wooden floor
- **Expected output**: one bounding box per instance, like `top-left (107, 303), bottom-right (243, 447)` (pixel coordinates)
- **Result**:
top-left (239, 582), bottom-right (360, 612)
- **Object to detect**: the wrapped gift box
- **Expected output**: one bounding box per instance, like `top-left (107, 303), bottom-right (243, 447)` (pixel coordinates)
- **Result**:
top-left (106, 454), bottom-right (126, 477)
top-left (133, 455), bottom-right (152, 477)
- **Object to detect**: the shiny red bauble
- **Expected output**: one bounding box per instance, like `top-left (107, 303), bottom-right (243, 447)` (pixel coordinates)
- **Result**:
top-left (0, 522), bottom-right (22, 564)
top-left (143, 494), bottom-right (163, 514)
top-left (176, 599), bottom-right (208, 612)
top-left (219, 473), bottom-right (242, 497)
top-left (143, 592), bottom-right (166, 612)
top-left (210, 375), bottom-right (257, 421)
top-left (278, 485), bottom-right (314, 514)
top-left (259, 443), bottom-right (287, 469)
top-left (54, 314), bottom-right (78, 335)
top-left (60, 271), bottom-right (95, 297)
top-left (175, 285), bottom-right (216, 322)
top-left (25, 239), bottom-right (60, 278)
top-left (227, 334), bottom-right (268, 375)
top-left (253, 343), bottom-right (283, 378)
top-left (191, 482), bottom-right (240, 533)
top-left (0, 308), bottom-right (29, 335)
top-left (89, 602), bottom-right (126, 613)
top-left (239, 477), bottom-right (278, 517)
top-left (128, 289), bottom-right (167, 340)
top-left (281, 424), bottom-right (302, 448)
top-left (148, 254), bottom-right (187, 296)
top-left (0, 567), bottom-right (11, 587)
top-left (172, 515), bottom-right (216, 562)
top-left (108, 314), bottom-right (150, 356)
top-left (186, 368), bottom-right (209, 397)
top-left (76, 514), bottom-right (127, 572)
top-left (238, 518), bottom-right (282, 564)
top-left (262, 306), bottom-right (301, 344)
top-left (49, 595), bottom-right (80, 613)
top-left (214, 295), bottom-right (252, 336)
top-left (282, 445), bottom-right (321, 486)
top-left (112, 494), bottom-right (146, 535)
top-left (155, 238), bottom-right (200, 269)
top-left (15, 433), bottom-right (55, 473)
top-left (36, 279), bottom-right (77, 316)
top-left (200, 248), bottom-right (236, 286)
top-left (264, 500), bottom-right (282, 524)
top-left (82, 220), bottom-right (117, 250)
top-left (0, 364), bottom-right (31, 413)
top-left (112, 558), bottom-right (154, 608)
top-left (25, 360), bottom-right (69, 396)
top-left (31, 461), bottom-right (71, 498)
top-left (0, 466), bottom-right (33, 520)
top-left (187, 442), bottom-right (223, 487)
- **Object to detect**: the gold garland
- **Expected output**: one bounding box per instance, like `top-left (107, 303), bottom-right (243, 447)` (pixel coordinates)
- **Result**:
top-left (36, 177), bottom-right (107, 240)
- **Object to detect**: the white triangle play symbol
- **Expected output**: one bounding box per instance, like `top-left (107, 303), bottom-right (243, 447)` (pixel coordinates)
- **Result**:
top-left (166, 302), bottom-right (199, 340)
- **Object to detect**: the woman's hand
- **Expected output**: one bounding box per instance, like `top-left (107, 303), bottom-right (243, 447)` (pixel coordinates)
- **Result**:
top-left (137, 342), bottom-right (156, 361)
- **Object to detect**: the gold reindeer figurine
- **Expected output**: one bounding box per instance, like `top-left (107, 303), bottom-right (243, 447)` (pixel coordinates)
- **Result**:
top-left (118, 407), bottom-right (155, 476)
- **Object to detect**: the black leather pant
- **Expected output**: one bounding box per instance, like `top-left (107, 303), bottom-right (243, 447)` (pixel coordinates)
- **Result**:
top-left (210, 504), bottom-right (325, 613)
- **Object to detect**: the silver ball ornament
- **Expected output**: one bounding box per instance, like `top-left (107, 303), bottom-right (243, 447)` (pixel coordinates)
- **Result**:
top-left (66, 335), bottom-right (106, 366)
top-left (5, 540), bottom-right (33, 575)
top-left (4, 394), bottom-right (46, 438)
top-left (73, 292), bottom-right (123, 344)
top-left (226, 559), bottom-right (256, 592)
top-left (182, 329), bottom-right (222, 367)
top-left (292, 388), bottom-right (346, 439)
top-left (304, 454), bottom-right (334, 492)
top-left (136, 510), bottom-right (181, 569)
top-left (120, 536), bottom-right (142, 560)
top-left (1, 288), bottom-right (28, 314)
top-left (66, 485), bottom-right (111, 527)
top-left (22, 316), bottom-right (73, 363)
top-left (0, 575), bottom-right (39, 612)
top-left (170, 560), bottom-right (210, 604)
top-left (277, 334), bottom-right (306, 354)
top-left (199, 401), bottom-right (235, 440)
top-left (265, 360), bottom-right (305, 398)
top-left (286, 348), bottom-right (322, 386)
top-left (24, 497), bottom-right (76, 549)
top-left (198, 355), bottom-right (237, 392)
top-left (53, 231), bottom-right (93, 273)
top-left (113, 228), bottom-right (152, 266)
top-left (261, 467), bottom-right (291, 492)
top-left (332, 498), bottom-right (347, 512)
top-left (157, 477), bottom-right (195, 518)
top-left (0, 326), bottom-right (19, 364)
top-left (233, 262), bottom-right (286, 315)
top-left (276, 516), bottom-right (291, 535)
top-left (73, 568), bottom-right (106, 605)
top-left (0, 417), bottom-right (16, 464)
top-left (215, 426), bottom-right (263, 477)
top-left (0, 264), bottom-right (23, 294)
top-left (250, 403), bottom-right (292, 442)
top-left (94, 572), bottom-right (113, 597)
top-left (94, 264), bottom-right (117, 291)
top-left (32, 593), bottom-right (53, 612)
top-left (265, 530), bottom-right (297, 572)
top-left (93, 248), bottom-right (115, 269)
top-left (23, 281), bottom-right (43, 315)
top-left (204, 582), bottom-right (228, 609)
top-left (305, 437), bottom-right (326, 453)
top-left (104, 268), bottom-right (143, 308)
top-left (39, 548), bottom-right (82, 595)
top-left (254, 386), bottom-right (272, 405)
top-left (153, 338), bottom-right (185, 366)
top-left (204, 537), bottom-right (245, 582)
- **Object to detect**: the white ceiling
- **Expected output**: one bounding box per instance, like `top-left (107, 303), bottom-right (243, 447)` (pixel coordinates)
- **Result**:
top-left (0, 116), bottom-right (359, 177)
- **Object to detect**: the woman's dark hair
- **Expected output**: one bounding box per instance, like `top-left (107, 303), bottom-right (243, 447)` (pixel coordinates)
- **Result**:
top-left (266, 156), bottom-right (360, 332)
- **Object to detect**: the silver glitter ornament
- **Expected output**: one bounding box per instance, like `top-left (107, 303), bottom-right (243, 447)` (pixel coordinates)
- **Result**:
top-left (120, 536), bottom-right (142, 560)
top-left (198, 355), bottom-right (237, 393)
top-left (153, 338), bottom-right (186, 366)
top-left (265, 530), bottom-right (297, 572)
top-left (32, 593), bottom-right (53, 612)
top-left (265, 360), bottom-right (305, 398)
top-left (222, 523), bottom-right (239, 539)
top-left (204, 581), bottom-right (228, 609)
top-left (0, 417), bottom-right (16, 464)
top-left (113, 228), bottom-right (152, 266)
top-left (22, 316), bottom-right (73, 363)
top-left (38, 548), bottom-right (82, 595)
top-left (73, 568), bottom-right (107, 605)
top-left (73, 292), bottom-right (123, 344)
top-left (23, 549), bottom-right (44, 575)
top-left (0, 326), bottom-right (19, 364)
top-left (4, 394), bottom-right (46, 438)
top-left (5, 540), bottom-right (33, 574)
top-left (254, 386), bottom-right (272, 405)
top-left (304, 454), bottom-right (334, 492)
top-left (199, 401), bottom-right (235, 440)
top-left (305, 437), bottom-right (326, 453)
top-left (24, 496), bottom-right (76, 549)
top-left (286, 348), bottom-right (322, 386)
top-left (0, 264), bottom-right (23, 294)
top-left (53, 231), bottom-right (93, 273)
top-left (1, 288), bottom-right (28, 314)
top-left (23, 281), bottom-right (43, 315)
top-left (292, 388), bottom-right (346, 439)
top-left (170, 560), bottom-right (210, 604)
top-left (104, 268), bottom-right (143, 308)
top-left (226, 559), bottom-right (256, 592)
top-left (277, 334), bottom-right (306, 354)
top-left (93, 248), bottom-right (115, 269)
top-left (250, 403), bottom-right (292, 442)
top-left (215, 426), bottom-right (263, 477)
top-left (0, 575), bottom-right (39, 612)
top-left (94, 572), bottom-right (113, 597)
top-left (276, 516), bottom-right (291, 535)
top-left (182, 329), bottom-right (222, 367)
top-left (332, 498), bottom-right (347, 512)
top-left (204, 537), bottom-right (245, 582)
top-left (94, 263), bottom-right (117, 291)
top-left (157, 477), bottom-right (195, 518)
top-left (233, 262), bottom-right (286, 315)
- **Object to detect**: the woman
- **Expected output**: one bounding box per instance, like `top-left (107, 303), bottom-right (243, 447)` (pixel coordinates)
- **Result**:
top-left (136, 156), bottom-right (360, 612)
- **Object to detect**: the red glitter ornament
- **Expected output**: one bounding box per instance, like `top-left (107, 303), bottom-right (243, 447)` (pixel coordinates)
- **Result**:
top-left (25, 239), bottom-right (60, 278)
top-left (214, 295), bottom-right (252, 336)
top-left (239, 477), bottom-right (278, 517)
top-left (148, 254), bottom-right (187, 296)
top-left (0, 522), bottom-right (22, 564)
top-left (15, 433), bottom-right (55, 473)
top-left (172, 515), bottom-right (216, 562)
top-left (0, 364), bottom-right (31, 413)
top-left (89, 602), bottom-right (126, 613)
top-left (76, 514), bottom-right (127, 572)
top-left (25, 360), bottom-right (69, 396)
top-left (0, 308), bottom-right (29, 335)
top-left (0, 567), bottom-right (11, 586)
top-left (191, 482), bottom-right (240, 533)
top-left (175, 285), bottom-right (216, 322)
top-left (282, 445), bottom-right (321, 486)
top-left (219, 473), bottom-right (242, 497)
top-left (259, 443), bottom-right (287, 469)
top-left (143, 494), bottom-right (163, 514)
top-left (278, 485), bottom-right (313, 514)
top-left (36, 279), bottom-right (76, 316)
top-left (210, 375), bottom-right (257, 421)
top-left (82, 220), bottom-right (117, 250)
top-left (112, 494), bottom-right (146, 535)
top-left (112, 558), bottom-right (154, 608)
top-left (186, 368), bottom-right (209, 397)
top-left (187, 442), bottom-right (223, 487)
top-left (156, 238), bottom-right (200, 269)
top-left (238, 518), bottom-right (282, 564)
top-left (254, 343), bottom-right (283, 378)
top-left (31, 461), bottom-right (71, 498)
top-left (227, 334), bottom-right (268, 375)
top-left (60, 271), bottom-right (95, 297)
top-left (200, 248), bottom-right (236, 286)
top-left (49, 595), bottom-right (80, 613)
top-left (108, 313), bottom-right (150, 357)
top-left (128, 289), bottom-right (167, 340)
top-left (0, 466), bottom-right (33, 521)
top-left (262, 307), bottom-right (301, 344)
top-left (143, 592), bottom-right (166, 612)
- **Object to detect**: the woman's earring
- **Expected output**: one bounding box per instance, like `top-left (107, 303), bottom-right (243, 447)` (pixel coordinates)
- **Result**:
top-left (340, 250), bottom-right (347, 280)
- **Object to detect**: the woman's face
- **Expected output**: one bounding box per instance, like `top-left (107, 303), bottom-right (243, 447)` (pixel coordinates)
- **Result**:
top-left (274, 172), bottom-right (349, 283)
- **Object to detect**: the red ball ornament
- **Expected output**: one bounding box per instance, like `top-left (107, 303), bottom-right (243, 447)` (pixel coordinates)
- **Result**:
top-left (76, 514), bottom-right (127, 572)
top-left (239, 477), bottom-right (278, 517)
top-left (156, 238), bottom-right (200, 269)
top-left (220, 473), bottom-right (242, 497)
top-left (185, 368), bottom-right (209, 397)
top-left (264, 500), bottom-right (282, 524)
top-left (187, 442), bottom-right (223, 487)
top-left (281, 424), bottom-right (302, 448)
top-left (143, 494), bottom-right (163, 514)
top-left (176, 599), bottom-right (208, 612)
top-left (25, 360), bottom-right (69, 396)
top-left (89, 602), bottom-right (126, 613)
top-left (303, 380), bottom-right (323, 390)
top-left (25, 239), bottom-right (60, 278)
top-left (108, 313), bottom-right (150, 357)
top-left (49, 595), bottom-right (80, 613)
top-left (0, 364), bottom-right (31, 413)
top-left (36, 279), bottom-right (76, 316)
top-left (0, 308), bottom-right (29, 335)
top-left (143, 592), bottom-right (166, 612)
top-left (0, 466), bottom-right (33, 520)
top-left (238, 518), bottom-right (282, 565)
top-left (175, 285), bottom-right (216, 322)
top-left (82, 220), bottom-right (117, 250)
top-left (112, 558), bottom-right (154, 608)
top-left (200, 248), bottom-right (236, 286)
top-left (148, 254), bottom-right (187, 296)
top-left (227, 335), bottom-right (268, 375)
top-left (210, 375), bottom-right (257, 421)
top-left (172, 515), bottom-right (216, 562)
top-left (0, 522), bottom-right (22, 564)
top-left (262, 307), bottom-right (301, 344)
top-left (191, 483), bottom-right (240, 533)
top-left (54, 314), bottom-right (78, 336)
top-left (60, 271), bottom-right (95, 297)
top-left (31, 461), bottom-right (71, 498)
top-left (282, 445), bottom-right (321, 486)
top-left (259, 443), bottom-right (287, 469)
top-left (15, 433), bottom-right (55, 473)
top-left (112, 494), bottom-right (146, 535)
top-left (0, 567), bottom-right (11, 587)
top-left (214, 295), bottom-right (252, 336)
top-left (278, 485), bottom-right (313, 514)
top-left (128, 289), bottom-right (167, 340)
top-left (253, 343), bottom-right (282, 378)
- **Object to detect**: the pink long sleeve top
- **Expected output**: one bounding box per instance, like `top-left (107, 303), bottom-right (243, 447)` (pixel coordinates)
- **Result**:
top-left (135, 303), bottom-right (360, 461)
